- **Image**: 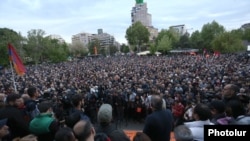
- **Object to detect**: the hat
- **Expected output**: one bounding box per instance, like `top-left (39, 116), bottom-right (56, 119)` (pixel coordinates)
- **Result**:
top-left (0, 118), bottom-right (7, 128)
top-left (98, 104), bottom-right (112, 124)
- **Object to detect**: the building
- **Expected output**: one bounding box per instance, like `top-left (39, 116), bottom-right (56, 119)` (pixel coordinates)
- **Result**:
top-left (48, 34), bottom-right (65, 44)
top-left (131, 2), bottom-right (151, 27)
top-left (131, 0), bottom-right (158, 41)
top-left (241, 23), bottom-right (250, 30)
top-left (71, 32), bottom-right (92, 46)
top-left (169, 24), bottom-right (187, 36)
top-left (91, 29), bottom-right (115, 48)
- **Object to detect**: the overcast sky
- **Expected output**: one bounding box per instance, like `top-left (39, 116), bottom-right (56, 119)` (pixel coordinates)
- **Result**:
top-left (1, 0), bottom-right (249, 44)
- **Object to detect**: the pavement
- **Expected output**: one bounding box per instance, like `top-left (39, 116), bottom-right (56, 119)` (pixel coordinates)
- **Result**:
top-left (115, 120), bottom-right (145, 131)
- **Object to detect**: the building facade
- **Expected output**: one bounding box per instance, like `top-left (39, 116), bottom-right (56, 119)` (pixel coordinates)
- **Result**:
top-left (71, 32), bottom-right (92, 46)
top-left (131, 1), bottom-right (158, 41)
top-left (169, 24), bottom-right (187, 36)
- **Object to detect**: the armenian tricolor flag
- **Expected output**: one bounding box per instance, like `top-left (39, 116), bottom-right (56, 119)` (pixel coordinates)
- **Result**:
top-left (8, 43), bottom-right (26, 76)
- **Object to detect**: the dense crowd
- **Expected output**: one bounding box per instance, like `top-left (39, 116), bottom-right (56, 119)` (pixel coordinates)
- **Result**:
top-left (0, 53), bottom-right (249, 141)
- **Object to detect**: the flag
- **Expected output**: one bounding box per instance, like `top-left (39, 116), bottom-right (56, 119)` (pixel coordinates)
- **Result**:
top-left (8, 43), bottom-right (26, 76)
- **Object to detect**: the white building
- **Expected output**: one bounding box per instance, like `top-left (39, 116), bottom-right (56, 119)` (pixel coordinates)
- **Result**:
top-left (71, 32), bottom-right (92, 46)
top-left (91, 29), bottom-right (115, 48)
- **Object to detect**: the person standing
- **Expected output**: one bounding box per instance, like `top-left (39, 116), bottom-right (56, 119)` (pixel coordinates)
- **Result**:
top-left (143, 95), bottom-right (173, 141)
top-left (0, 94), bottom-right (30, 140)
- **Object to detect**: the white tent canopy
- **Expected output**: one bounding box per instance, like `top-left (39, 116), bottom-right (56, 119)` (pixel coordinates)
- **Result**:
top-left (137, 51), bottom-right (162, 56)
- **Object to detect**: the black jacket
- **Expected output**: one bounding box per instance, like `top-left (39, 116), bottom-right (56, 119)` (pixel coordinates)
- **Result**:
top-left (143, 109), bottom-right (173, 141)
top-left (95, 123), bottom-right (130, 141)
top-left (0, 105), bottom-right (30, 140)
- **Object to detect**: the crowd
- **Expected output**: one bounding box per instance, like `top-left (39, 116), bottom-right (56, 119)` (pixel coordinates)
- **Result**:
top-left (0, 53), bottom-right (249, 141)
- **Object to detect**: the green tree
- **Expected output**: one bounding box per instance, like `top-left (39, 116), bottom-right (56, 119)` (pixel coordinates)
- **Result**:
top-left (212, 31), bottom-right (245, 53)
top-left (42, 37), bottom-right (69, 63)
top-left (177, 34), bottom-right (190, 48)
top-left (25, 29), bottom-right (46, 64)
top-left (125, 21), bottom-right (150, 52)
top-left (157, 35), bottom-right (172, 54)
top-left (190, 30), bottom-right (203, 49)
top-left (155, 29), bottom-right (180, 49)
top-left (109, 45), bottom-right (118, 56)
top-left (242, 28), bottom-right (250, 41)
top-left (149, 42), bottom-right (157, 54)
top-left (201, 20), bottom-right (225, 51)
top-left (0, 28), bottom-right (24, 66)
top-left (70, 41), bottom-right (88, 57)
top-left (120, 44), bottom-right (130, 53)
top-left (88, 39), bottom-right (101, 55)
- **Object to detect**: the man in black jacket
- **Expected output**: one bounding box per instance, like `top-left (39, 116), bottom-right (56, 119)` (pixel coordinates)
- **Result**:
top-left (95, 104), bottom-right (130, 141)
top-left (0, 94), bottom-right (30, 140)
top-left (143, 95), bottom-right (174, 141)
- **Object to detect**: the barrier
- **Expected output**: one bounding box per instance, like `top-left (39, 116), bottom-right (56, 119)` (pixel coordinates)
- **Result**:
top-left (124, 130), bottom-right (175, 141)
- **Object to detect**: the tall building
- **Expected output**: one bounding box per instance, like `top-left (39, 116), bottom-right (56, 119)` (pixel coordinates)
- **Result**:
top-left (131, 2), bottom-right (151, 27)
top-left (131, 0), bottom-right (158, 41)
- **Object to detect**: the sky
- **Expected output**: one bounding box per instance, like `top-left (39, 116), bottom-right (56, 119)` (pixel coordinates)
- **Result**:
top-left (1, 0), bottom-right (250, 44)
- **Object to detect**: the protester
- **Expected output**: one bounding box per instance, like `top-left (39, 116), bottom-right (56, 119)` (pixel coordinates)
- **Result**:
top-left (133, 132), bottom-right (151, 141)
top-left (0, 94), bottom-right (30, 140)
top-left (73, 120), bottom-right (95, 141)
top-left (0, 118), bottom-right (9, 140)
top-left (55, 127), bottom-right (76, 141)
top-left (143, 95), bottom-right (173, 141)
top-left (174, 125), bottom-right (193, 141)
top-left (29, 101), bottom-right (60, 141)
top-left (184, 103), bottom-right (213, 141)
top-left (95, 104), bottom-right (130, 141)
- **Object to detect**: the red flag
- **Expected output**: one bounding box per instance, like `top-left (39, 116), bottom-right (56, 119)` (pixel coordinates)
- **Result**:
top-left (8, 43), bottom-right (26, 76)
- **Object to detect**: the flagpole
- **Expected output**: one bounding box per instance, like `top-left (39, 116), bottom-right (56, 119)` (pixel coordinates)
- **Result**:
top-left (9, 60), bottom-right (17, 93)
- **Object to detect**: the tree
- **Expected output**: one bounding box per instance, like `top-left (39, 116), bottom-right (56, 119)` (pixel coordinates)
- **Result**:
top-left (0, 28), bottom-right (23, 66)
top-left (212, 31), bottom-right (245, 53)
top-left (157, 35), bottom-right (172, 54)
top-left (88, 39), bottom-right (101, 55)
top-left (242, 28), bottom-right (250, 41)
top-left (125, 21), bottom-right (150, 52)
top-left (70, 41), bottom-right (88, 57)
top-left (109, 45), bottom-right (118, 56)
top-left (25, 29), bottom-right (46, 64)
top-left (190, 30), bottom-right (203, 49)
top-left (155, 29), bottom-right (180, 49)
top-left (120, 44), bottom-right (130, 53)
top-left (149, 42), bottom-right (157, 54)
top-left (177, 34), bottom-right (190, 48)
top-left (42, 37), bottom-right (69, 63)
top-left (201, 20), bottom-right (225, 51)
